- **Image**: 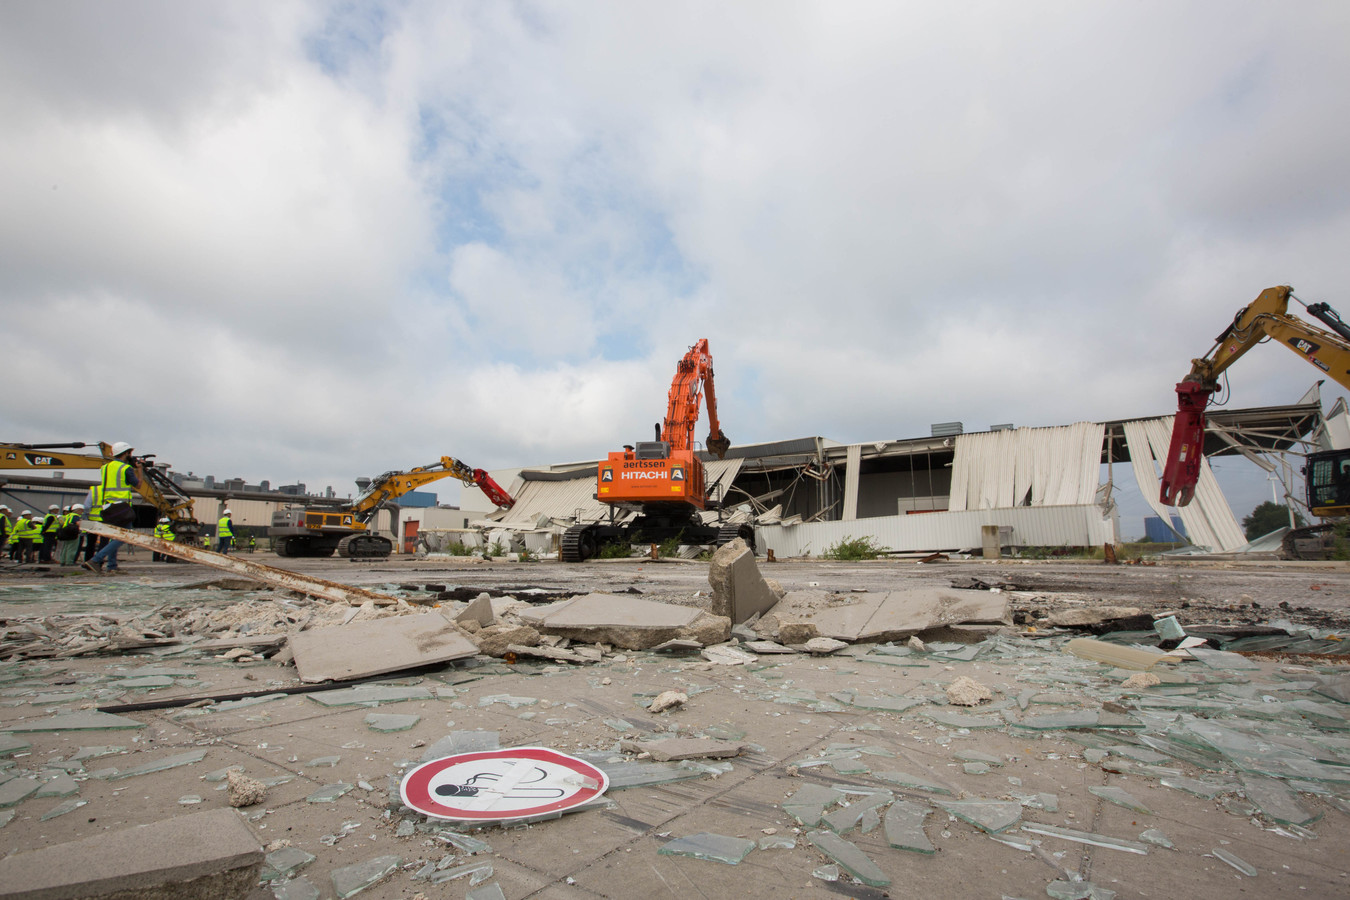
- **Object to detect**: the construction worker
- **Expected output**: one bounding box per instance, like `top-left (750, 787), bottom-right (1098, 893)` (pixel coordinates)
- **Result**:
top-left (153, 517), bottom-right (175, 561)
top-left (82, 485), bottom-right (104, 562)
top-left (0, 505), bottom-right (11, 552)
top-left (247, 534), bottom-right (256, 553)
top-left (11, 511), bottom-right (40, 564)
top-left (39, 504), bottom-right (60, 563)
top-left (84, 442), bottom-right (141, 574)
top-left (217, 509), bottom-right (235, 554)
top-left (57, 505), bottom-right (84, 566)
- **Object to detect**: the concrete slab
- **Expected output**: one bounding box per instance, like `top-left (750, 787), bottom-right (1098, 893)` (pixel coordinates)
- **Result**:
top-left (619, 737), bottom-right (747, 761)
top-left (707, 541), bottom-right (780, 624)
top-left (0, 807), bottom-right (262, 900)
top-left (529, 593), bottom-right (702, 629)
top-left (798, 588), bottom-right (1010, 642)
top-left (289, 613), bottom-right (478, 683)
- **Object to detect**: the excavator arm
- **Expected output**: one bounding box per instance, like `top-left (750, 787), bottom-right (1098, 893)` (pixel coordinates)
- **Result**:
top-left (348, 455), bottom-right (514, 520)
top-left (662, 338), bottom-right (731, 458)
top-left (1160, 286), bottom-right (1350, 506)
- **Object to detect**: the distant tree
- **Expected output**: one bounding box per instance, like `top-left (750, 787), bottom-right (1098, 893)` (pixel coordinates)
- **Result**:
top-left (1242, 501), bottom-right (1305, 540)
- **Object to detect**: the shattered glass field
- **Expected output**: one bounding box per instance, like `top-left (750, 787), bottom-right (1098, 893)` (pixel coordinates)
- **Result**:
top-left (0, 550), bottom-right (1347, 900)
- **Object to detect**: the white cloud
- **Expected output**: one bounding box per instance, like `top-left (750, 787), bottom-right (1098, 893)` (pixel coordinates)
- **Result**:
top-left (3, 0), bottom-right (1348, 526)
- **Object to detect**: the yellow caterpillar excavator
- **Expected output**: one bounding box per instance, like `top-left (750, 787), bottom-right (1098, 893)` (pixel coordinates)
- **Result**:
top-left (1, 441), bottom-right (202, 541)
top-left (1159, 286), bottom-right (1350, 558)
top-left (269, 456), bottom-right (514, 559)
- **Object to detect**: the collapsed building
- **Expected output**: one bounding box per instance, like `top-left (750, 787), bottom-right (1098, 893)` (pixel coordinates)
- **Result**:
top-left (464, 387), bottom-right (1344, 558)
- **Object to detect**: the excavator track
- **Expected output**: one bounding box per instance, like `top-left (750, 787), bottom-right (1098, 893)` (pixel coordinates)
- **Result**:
top-left (338, 533), bottom-right (393, 559)
top-left (1280, 523), bottom-right (1343, 561)
top-left (715, 522), bottom-right (756, 554)
top-left (561, 524), bottom-right (598, 563)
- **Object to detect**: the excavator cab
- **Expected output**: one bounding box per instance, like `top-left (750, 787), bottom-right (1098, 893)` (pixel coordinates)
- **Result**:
top-left (1306, 449), bottom-right (1350, 518)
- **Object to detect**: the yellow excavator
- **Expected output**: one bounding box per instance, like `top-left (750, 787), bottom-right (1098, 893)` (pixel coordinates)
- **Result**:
top-left (1159, 286), bottom-right (1350, 558)
top-left (0, 441), bottom-right (202, 541)
top-left (269, 456), bottom-right (514, 558)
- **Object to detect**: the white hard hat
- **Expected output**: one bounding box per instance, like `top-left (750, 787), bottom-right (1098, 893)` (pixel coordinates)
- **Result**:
top-left (159, 517), bottom-right (170, 523)
top-left (110, 441), bottom-right (133, 456)
top-left (21, 510), bottom-right (32, 517)
top-left (48, 504), bottom-right (59, 510)
top-left (72, 504), bottom-right (85, 511)
top-left (0, 505), bottom-right (9, 512)
top-left (223, 509), bottom-right (232, 515)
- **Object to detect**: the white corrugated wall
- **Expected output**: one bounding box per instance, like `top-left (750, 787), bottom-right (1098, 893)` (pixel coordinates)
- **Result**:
top-left (948, 423), bottom-right (1105, 511)
top-left (756, 503), bottom-right (1115, 557)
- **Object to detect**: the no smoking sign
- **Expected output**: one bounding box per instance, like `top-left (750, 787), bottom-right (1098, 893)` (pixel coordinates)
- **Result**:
top-left (401, 747), bottom-right (609, 822)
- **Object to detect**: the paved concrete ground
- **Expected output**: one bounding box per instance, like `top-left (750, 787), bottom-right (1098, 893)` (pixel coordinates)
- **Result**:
top-left (1, 553), bottom-right (1348, 899)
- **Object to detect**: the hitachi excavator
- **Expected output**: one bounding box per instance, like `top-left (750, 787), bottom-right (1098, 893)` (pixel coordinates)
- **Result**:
top-left (561, 338), bottom-right (754, 562)
top-left (0, 441), bottom-right (202, 541)
top-left (1159, 285), bottom-right (1350, 559)
top-left (269, 456), bottom-right (514, 558)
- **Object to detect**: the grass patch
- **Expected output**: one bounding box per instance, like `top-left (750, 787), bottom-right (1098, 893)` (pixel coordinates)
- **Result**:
top-left (598, 541), bottom-right (635, 559)
top-left (820, 535), bottom-right (886, 560)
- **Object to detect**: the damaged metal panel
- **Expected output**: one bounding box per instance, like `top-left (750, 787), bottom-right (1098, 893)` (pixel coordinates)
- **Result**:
top-left (841, 445), bottom-right (861, 521)
top-left (756, 503), bottom-right (1114, 556)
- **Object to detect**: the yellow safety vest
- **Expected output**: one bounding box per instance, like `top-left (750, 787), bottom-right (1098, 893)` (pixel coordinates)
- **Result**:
top-left (101, 459), bottom-right (134, 504)
top-left (41, 514), bottom-right (58, 535)
top-left (60, 512), bottom-right (80, 533)
top-left (154, 522), bottom-right (176, 542)
top-left (87, 486), bottom-right (103, 522)
top-left (0, 514), bottom-right (9, 542)
top-left (217, 516), bottom-right (234, 539)
top-left (14, 519), bottom-right (40, 540)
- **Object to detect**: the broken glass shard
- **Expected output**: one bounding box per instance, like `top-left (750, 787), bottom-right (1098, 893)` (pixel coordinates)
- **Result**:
top-left (955, 750), bottom-right (1003, 766)
top-left (782, 783), bottom-right (845, 826)
top-left (0, 735), bottom-right (31, 756)
top-left (1045, 880), bottom-right (1117, 900)
top-left (203, 765), bottom-right (245, 782)
top-left (873, 771), bottom-right (953, 794)
top-left (178, 795), bottom-right (202, 804)
top-left (934, 799), bottom-right (1022, 834)
top-left (307, 783), bottom-right (354, 803)
top-left (305, 756), bottom-right (341, 768)
top-left (1020, 823), bottom-right (1148, 854)
top-left (846, 695), bottom-right (925, 713)
top-left (271, 877), bottom-right (320, 900)
top-left (758, 835), bottom-right (796, 850)
top-left (433, 831), bottom-right (492, 854)
top-left (1139, 828), bottom-right (1173, 849)
top-left (884, 800), bottom-right (934, 854)
top-left (3, 710), bottom-right (145, 731)
top-left (1240, 774), bottom-right (1318, 826)
top-left (1186, 647), bottom-right (1260, 670)
top-left (0, 777), bottom-right (38, 808)
top-left (39, 797), bottom-right (87, 820)
top-left (466, 885), bottom-right (508, 900)
top-left (1161, 777), bottom-right (1236, 798)
top-left (0, 810), bottom-right (13, 828)
top-left (919, 709), bottom-right (1004, 729)
top-left (805, 830), bottom-right (890, 887)
top-left (1211, 847), bottom-right (1257, 876)
top-left (1089, 785), bottom-right (1152, 815)
top-left (35, 773), bottom-right (79, 797)
top-left (658, 832), bottom-right (755, 865)
top-left (101, 749), bottom-right (207, 781)
top-left (364, 713), bottom-right (419, 733)
top-left (308, 685), bottom-right (432, 707)
top-left (429, 861), bottom-right (494, 885)
top-left (113, 675), bottom-right (176, 689)
top-left (420, 731), bottom-right (500, 762)
top-left (72, 746), bottom-right (125, 761)
top-left (476, 694), bottom-right (538, 709)
top-left (963, 763), bottom-right (990, 775)
top-left (821, 790), bottom-right (892, 834)
top-left (812, 864), bottom-right (840, 882)
top-left (330, 854), bottom-right (402, 898)
top-left (261, 846), bottom-right (317, 882)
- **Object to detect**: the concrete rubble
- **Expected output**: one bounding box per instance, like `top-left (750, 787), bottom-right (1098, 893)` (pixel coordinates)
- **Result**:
top-left (0, 547), bottom-right (1347, 899)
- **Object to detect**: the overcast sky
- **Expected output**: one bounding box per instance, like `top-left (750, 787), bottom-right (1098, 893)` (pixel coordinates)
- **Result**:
top-left (3, 1), bottom-right (1348, 531)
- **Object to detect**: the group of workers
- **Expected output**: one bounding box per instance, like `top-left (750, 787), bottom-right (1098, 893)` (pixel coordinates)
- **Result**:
top-left (0, 442), bottom-right (247, 573)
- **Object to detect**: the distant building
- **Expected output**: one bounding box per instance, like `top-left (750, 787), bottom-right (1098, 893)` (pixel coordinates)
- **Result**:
top-left (1143, 515), bottom-right (1187, 543)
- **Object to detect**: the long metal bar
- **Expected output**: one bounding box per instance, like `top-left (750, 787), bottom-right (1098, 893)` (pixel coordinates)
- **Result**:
top-left (80, 521), bottom-right (397, 606)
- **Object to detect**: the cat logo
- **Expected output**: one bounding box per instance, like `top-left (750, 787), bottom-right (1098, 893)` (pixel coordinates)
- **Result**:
top-left (601, 468), bottom-right (614, 482)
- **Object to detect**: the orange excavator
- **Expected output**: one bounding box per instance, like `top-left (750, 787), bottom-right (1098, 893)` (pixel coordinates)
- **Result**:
top-left (561, 338), bottom-right (753, 561)
top-left (1159, 285), bottom-right (1350, 558)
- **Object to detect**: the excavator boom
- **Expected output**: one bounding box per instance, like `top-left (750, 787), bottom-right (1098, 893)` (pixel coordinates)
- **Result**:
top-left (662, 338), bottom-right (731, 458)
top-left (1159, 285), bottom-right (1350, 507)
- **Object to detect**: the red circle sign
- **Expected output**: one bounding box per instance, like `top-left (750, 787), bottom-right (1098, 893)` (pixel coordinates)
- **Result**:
top-left (401, 747), bottom-right (609, 822)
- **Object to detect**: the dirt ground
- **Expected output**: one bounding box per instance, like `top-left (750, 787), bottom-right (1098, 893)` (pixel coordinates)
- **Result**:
top-left (1, 551), bottom-right (1348, 900)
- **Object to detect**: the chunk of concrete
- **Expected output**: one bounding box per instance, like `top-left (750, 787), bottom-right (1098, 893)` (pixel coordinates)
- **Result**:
top-left (777, 621), bottom-right (820, 644)
top-left (1046, 606), bottom-right (1147, 630)
top-left (0, 807), bottom-right (263, 900)
top-left (708, 539), bottom-right (781, 624)
top-left (521, 593), bottom-right (729, 650)
top-left (290, 612), bottom-right (478, 683)
top-left (768, 588), bottom-right (1010, 643)
top-left (946, 676), bottom-right (993, 706)
top-left (471, 623), bottom-right (540, 657)
top-left (648, 690), bottom-right (688, 713)
top-left (457, 593), bottom-right (496, 628)
top-left (804, 637), bottom-right (848, 655)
